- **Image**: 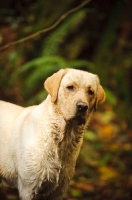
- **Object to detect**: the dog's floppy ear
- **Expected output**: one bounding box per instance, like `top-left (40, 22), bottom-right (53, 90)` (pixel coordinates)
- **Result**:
top-left (94, 76), bottom-right (106, 111)
top-left (44, 69), bottom-right (67, 103)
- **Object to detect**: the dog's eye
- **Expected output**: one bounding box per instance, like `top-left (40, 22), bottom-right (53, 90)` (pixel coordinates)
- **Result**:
top-left (88, 89), bottom-right (94, 95)
top-left (67, 85), bottom-right (74, 91)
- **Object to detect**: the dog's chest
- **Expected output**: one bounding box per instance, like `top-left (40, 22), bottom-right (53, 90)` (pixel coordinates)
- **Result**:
top-left (50, 121), bottom-right (84, 183)
top-left (30, 103), bottom-right (85, 196)
top-left (35, 121), bottom-right (84, 197)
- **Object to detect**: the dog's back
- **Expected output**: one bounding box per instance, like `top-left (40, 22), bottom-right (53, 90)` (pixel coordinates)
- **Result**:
top-left (0, 101), bottom-right (24, 130)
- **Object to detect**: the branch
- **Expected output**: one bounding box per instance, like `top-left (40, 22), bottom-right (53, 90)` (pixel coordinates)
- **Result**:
top-left (0, 0), bottom-right (91, 51)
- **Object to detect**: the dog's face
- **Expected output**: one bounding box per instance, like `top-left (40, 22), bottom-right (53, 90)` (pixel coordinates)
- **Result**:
top-left (44, 69), bottom-right (106, 124)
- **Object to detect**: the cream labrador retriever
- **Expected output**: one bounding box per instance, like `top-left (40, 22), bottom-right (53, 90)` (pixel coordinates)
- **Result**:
top-left (0, 68), bottom-right (105, 200)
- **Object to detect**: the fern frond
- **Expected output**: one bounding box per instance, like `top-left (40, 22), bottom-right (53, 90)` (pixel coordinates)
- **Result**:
top-left (19, 56), bottom-right (67, 93)
top-left (19, 56), bottom-right (66, 73)
top-left (43, 9), bottom-right (87, 56)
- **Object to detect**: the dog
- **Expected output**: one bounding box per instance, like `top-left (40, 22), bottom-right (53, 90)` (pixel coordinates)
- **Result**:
top-left (0, 68), bottom-right (105, 200)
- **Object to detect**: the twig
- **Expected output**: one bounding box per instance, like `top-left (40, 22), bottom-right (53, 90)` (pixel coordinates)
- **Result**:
top-left (0, 0), bottom-right (91, 51)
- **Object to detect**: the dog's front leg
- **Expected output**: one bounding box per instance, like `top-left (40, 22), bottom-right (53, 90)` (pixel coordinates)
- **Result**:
top-left (18, 177), bottom-right (33, 200)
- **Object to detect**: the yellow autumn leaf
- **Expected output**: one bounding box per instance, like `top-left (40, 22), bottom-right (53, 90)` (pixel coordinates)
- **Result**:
top-left (98, 124), bottom-right (118, 140)
top-left (110, 143), bottom-right (132, 151)
top-left (98, 166), bottom-right (118, 181)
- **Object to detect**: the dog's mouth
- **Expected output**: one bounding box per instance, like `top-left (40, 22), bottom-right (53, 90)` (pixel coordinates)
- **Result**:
top-left (74, 108), bottom-right (89, 125)
top-left (64, 109), bottom-right (88, 125)
top-left (75, 115), bottom-right (86, 125)
top-left (67, 113), bottom-right (87, 125)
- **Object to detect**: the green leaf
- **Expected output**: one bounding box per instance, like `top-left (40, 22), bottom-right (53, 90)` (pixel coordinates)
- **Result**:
top-left (104, 88), bottom-right (116, 106)
top-left (84, 131), bottom-right (97, 141)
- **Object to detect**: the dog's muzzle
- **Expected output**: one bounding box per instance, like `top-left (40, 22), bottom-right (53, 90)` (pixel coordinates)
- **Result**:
top-left (75, 101), bottom-right (88, 125)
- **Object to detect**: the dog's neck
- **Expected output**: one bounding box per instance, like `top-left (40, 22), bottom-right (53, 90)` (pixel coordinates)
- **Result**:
top-left (32, 96), bottom-right (87, 196)
top-left (47, 97), bottom-right (86, 164)
top-left (41, 95), bottom-right (87, 158)
top-left (46, 101), bottom-right (85, 189)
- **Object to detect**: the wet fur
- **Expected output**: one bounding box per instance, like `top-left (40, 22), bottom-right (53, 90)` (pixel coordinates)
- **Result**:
top-left (0, 69), bottom-right (105, 200)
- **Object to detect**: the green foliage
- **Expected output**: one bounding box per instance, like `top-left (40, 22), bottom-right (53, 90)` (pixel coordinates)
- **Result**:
top-left (16, 7), bottom-right (94, 105)
top-left (104, 88), bottom-right (116, 106)
top-left (0, 0), bottom-right (132, 199)
top-left (93, 0), bottom-right (132, 124)
top-left (19, 56), bottom-right (94, 105)
top-left (93, 1), bottom-right (123, 84)
top-left (43, 10), bottom-right (87, 56)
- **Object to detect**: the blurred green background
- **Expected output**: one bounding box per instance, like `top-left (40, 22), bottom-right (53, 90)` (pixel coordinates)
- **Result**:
top-left (0, 0), bottom-right (132, 199)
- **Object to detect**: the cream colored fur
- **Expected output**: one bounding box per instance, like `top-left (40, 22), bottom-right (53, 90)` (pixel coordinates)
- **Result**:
top-left (0, 68), bottom-right (105, 200)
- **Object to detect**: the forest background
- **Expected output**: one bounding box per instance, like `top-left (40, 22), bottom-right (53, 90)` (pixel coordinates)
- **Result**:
top-left (0, 0), bottom-right (132, 199)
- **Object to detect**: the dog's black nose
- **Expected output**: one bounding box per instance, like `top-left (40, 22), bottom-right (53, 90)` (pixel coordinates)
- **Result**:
top-left (76, 101), bottom-right (88, 112)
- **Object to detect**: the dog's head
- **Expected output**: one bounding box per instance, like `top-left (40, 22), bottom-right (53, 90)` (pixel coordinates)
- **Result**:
top-left (44, 69), bottom-right (105, 124)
